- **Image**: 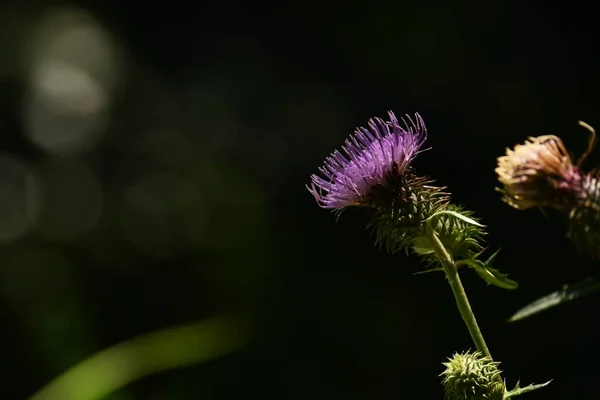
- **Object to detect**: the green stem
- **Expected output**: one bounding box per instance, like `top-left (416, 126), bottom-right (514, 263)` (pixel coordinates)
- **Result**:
top-left (426, 225), bottom-right (491, 359)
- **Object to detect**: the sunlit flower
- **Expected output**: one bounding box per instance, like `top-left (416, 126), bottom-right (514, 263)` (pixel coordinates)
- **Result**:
top-left (496, 135), bottom-right (583, 210)
top-left (307, 111), bottom-right (486, 259)
top-left (307, 111), bottom-right (427, 211)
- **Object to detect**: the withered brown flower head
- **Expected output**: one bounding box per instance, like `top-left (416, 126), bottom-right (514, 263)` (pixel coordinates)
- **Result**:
top-left (495, 135), bottom-right (583, 210)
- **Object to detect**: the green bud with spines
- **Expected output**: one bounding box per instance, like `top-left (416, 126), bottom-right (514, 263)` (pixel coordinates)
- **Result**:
top-left (366, 172), bottom-right (484, 263)
top-left (441, 350), bottom-right (505, 400)
top-left (366, 172), bottom-right (450, 256)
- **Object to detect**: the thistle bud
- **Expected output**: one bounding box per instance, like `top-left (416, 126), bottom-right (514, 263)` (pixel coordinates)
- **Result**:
top-left (441, 351), bottom-right (505, 400)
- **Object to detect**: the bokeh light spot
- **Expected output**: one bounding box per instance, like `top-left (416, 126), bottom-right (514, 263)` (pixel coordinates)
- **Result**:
top-left (22, 6), bottom-right (120, 155)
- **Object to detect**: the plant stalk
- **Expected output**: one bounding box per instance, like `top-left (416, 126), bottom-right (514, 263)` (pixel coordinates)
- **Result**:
top-left (426, 225), bottom-right (491, 359)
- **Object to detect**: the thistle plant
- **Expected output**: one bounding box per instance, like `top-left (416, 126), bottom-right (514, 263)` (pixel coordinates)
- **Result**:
top-left (496, 122), bottom-right (600, 258)
top-left (497, 121), bottom-right (600, 321)
top-left (308, 111), bottom-right (550, 399)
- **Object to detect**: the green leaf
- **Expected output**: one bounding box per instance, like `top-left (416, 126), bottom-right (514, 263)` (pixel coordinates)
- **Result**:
top-left (426, 210), bottom-right (484, 227)
top-left (412, 267), bottom-right (444, 275)
top-left (461, 257), bottom-right (518, 290)
top-left (475, 264), bottom-right (518, 290)
top-left (504, 380), bottom-right (552, 399)
top-left (484, 248), bottom-right (501, 266)
top-left (507, 277), bottom-right (600, 323)
top-left (27, 315), bottom-right (246, 400)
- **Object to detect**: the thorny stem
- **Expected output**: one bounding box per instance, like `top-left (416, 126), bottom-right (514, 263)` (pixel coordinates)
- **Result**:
top-left (426, 224), bottom-right (492, 359)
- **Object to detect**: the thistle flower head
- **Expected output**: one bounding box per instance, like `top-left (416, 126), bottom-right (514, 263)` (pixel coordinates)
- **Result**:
top-left (441, 350), bottom-right (505, 400)
top-left (307, 111), bottom-right (427, 211)
top-left (308, 111), bottom-right (488, 262)
top-left (496, 135), bottom-right (583, 210)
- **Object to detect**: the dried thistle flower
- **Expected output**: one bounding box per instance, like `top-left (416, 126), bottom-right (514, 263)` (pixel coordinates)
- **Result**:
top-left (496, 135), bottom-right (583, 210)
top-left (497, 122), bottom-right (600, 258)
top-left (307, 111), bottom-right (428, 211)
top-left (441, 350), bottom-right (505, 400)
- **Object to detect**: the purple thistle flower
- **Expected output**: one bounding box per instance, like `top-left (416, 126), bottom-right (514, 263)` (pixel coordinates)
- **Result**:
top-left (306, 110), bottom-right (488, 265)
top-left (307, 111), bottom-right (428, 211)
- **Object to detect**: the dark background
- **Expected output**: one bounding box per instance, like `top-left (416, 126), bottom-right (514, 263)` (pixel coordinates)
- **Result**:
top-left (1, 0), bottom-right (599, 399)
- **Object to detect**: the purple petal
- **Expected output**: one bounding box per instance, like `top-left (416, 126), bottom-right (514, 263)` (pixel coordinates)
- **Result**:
top-left (307, 111), bottom-right (428, 210)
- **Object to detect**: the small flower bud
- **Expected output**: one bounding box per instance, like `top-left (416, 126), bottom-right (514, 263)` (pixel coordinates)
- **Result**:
top-left (441, 350), bottom-right (505, 400)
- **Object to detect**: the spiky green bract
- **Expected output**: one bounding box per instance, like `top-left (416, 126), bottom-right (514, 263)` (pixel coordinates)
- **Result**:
top-left (566, 172), bottom-right (600, 259)
top-left (425, 205), bottom-right (485, 263)
top-left (365, 171), bottom-right (516, 288)
top-left (441, 350), bottom-right (505, 400)
top-left (366, 172), bottom-right (450, 255)
top-left (366, 172), bottom-right (484, 263)
top-left (504, 380), bottom-right (553, 399)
